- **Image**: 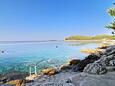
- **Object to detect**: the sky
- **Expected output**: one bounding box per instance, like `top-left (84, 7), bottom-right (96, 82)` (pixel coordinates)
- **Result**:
top-left (0, 0), bottom-right (114, 41)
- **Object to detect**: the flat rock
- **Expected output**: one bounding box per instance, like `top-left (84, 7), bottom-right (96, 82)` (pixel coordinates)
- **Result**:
top-left (70, 72), bottom-right (115, 86)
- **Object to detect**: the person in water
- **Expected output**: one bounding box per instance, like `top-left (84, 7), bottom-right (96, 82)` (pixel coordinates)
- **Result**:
top-left (1, 51), bottom-right (4, 53)
top-left (56, 46), bottom-right (58, 48)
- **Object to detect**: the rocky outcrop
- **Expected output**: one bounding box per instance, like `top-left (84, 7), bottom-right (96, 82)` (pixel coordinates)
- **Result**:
top-left (0, 72), bottom-right (28, 83)
top-left (60, 54), bottom-right (100, 72)
top-left (42, 68), bottom-right (57, 76)
top-left (84, 45), bottom-right (115, 74)
top-left (71, 54), bottom-right (100, 72)
top-left (69, 72), bottom-right (115, 86)
top-left (83, 63), bottom-right (107, 74)
top-left (60, 59), bottom-right (81, 72)
top-left (2, 45), bottom-right (115, 86)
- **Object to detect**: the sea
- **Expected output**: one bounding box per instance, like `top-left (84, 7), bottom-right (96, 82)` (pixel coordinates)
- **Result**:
top-left (0, 41), bottom-right (99, 74)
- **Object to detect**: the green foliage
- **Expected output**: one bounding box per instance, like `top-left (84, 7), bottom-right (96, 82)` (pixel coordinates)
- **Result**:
top-left (108, 7), bottom-right (115, 17)
top-left (106, 21), bottom-right (115, 30)
top-left (106, 4), bottom-right (115, 31)
top-left (65, 34), bottom-right (115, 40)
top-left (65, 35), bottom-right (92, 40)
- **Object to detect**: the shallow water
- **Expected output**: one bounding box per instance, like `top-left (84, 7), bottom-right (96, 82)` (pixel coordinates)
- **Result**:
top-left (0, 41), bottom-right (99, 74)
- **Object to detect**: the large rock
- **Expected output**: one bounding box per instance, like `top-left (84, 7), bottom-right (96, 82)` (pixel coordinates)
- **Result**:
top-left (104, 45), bottom-right (115, 56)
top-left (0, 72), bottom-right (28, 83)
top-left (60, 59), bottom-right (81, 72)
top-left (83, 45), bottom-right (115, 74)
top-left (83, 63), bottom-right (107, 74)
top-left (71, 54), bottom-right (100, 72)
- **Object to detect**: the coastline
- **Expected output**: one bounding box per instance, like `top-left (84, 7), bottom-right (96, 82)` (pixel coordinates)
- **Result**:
top-left (64, 39), bottom-right (115, 42)
top-left (0, 41), bottom-right (115, 86)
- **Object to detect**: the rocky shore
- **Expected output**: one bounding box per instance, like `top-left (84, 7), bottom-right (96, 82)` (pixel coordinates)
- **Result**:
top-left (1, 45), bottom-right (115, 86)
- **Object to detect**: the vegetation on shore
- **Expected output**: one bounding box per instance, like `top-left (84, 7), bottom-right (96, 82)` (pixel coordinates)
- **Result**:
top-left (65, 34), bottom-right (115, 40)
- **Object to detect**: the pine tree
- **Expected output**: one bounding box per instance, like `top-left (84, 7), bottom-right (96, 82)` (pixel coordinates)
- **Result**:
top-left (106, 3), bottom-right (115, 31)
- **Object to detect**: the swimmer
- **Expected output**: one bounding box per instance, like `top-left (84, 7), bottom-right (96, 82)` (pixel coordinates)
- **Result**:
top-left (1, 51), bottom-right (4, 53)
top-left (56, 46), bottom-right (58, 48)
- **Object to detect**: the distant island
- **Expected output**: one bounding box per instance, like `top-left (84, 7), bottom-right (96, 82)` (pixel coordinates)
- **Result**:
top-left (65, 34), bottom-right (115, 40)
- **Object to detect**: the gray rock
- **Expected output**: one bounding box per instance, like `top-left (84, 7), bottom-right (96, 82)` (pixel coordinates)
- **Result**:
top-left (83, 63), bottom-right (107, 74)
top-left (109, 60), bottom-right (115, 66)
top-left (70, 73), bottom-right (87, 86)
top-left (0, 72), bottom-right (28, 83)
top-left (41, 82), bottom-right (75, 86)
top-left (106, 66), bottom-right (115, 71)
top-left (95, 54), bottom-right (115, 66)
top-left (70, 72), bottom-right (115, 86)
top-left (80, 77), bottom-right (115, 86)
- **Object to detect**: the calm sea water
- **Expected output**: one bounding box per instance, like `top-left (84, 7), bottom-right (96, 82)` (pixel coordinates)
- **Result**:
top-left (0, 41), bottom-right (99, 74)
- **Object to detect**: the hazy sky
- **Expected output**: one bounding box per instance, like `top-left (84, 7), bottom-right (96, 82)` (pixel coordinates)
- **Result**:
top-left (0, 0), bottom-right (114, 41)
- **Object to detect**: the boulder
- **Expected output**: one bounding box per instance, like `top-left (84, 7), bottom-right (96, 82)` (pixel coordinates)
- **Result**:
top-left (0, 72), bottom-right (28, 83)
top-left (83, 63), bottom-right (107, 74)
top-left (72, 54), bottom-right (100, 72)
top-left (69, 59), bottom-right (81, 65)
top-left (95, 54), bottom-right (115, 66)
top-left (42, 68), bottom-right (57, 76)
top-left (60, 64), bottom-right (71, 71)
top-left (83, 45), bottom-right (115, 74)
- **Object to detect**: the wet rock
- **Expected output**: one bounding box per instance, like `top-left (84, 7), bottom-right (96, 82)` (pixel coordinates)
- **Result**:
top-left (0, 72), bottom-right (29, 83)
top-left (60, 64), bottom-right (71, 71)
top-left (69, 59), bottom-right (81, 65)
top-left (42, 68), bottom-right (57, 76)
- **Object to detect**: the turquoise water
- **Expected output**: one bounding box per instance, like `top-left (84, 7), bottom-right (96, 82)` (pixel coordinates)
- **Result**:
top-left (0, 41), bottom-right (98, 74)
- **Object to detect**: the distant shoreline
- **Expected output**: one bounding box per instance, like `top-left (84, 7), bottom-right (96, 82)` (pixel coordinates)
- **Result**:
top-left (65, 40), bottom-right (102, 42)
top-left (65, 34), bottom-right (115, 41)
